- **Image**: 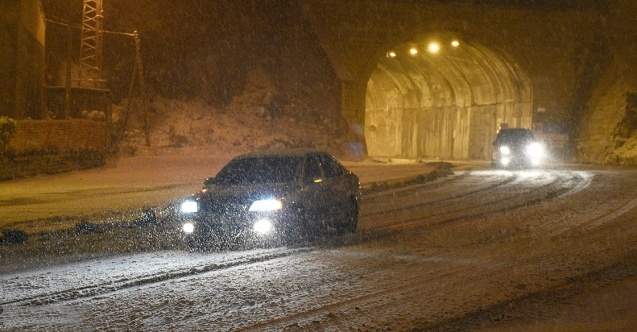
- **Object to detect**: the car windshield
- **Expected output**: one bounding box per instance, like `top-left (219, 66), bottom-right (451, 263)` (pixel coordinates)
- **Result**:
top-left (212, 156), bottom-right (302, 185)
top-left (496, 129), bottom-right (534, 144)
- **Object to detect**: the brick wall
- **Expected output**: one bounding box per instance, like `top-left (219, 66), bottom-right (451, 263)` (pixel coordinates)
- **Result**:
top-left (1, 119), bottom-right (108, 180)
top-left (6, 119), bottom-right (107, 153)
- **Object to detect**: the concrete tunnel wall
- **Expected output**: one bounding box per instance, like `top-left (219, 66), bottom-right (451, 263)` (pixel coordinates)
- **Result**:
top-left (299, 0), bottom-right (604, 161)
top-left (365, 38), bottom-right (532, 160)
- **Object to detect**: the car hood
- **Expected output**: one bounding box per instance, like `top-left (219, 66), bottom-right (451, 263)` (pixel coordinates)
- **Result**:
top-left (193, 182), bottom-right (299, 206)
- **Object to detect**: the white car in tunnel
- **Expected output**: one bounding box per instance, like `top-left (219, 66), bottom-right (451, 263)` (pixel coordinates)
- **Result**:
top-left (491, 128), bottom-right (545, 168)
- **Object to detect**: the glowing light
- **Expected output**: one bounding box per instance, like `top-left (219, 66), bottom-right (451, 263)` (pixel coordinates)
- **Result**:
top-left (451, 40), bottom-right (460, 47)
top-left (253, 219), bottom-right (274, 235)
top-left (183, 223), bottom-right (195, 234)
top-left (500, 146), bottom-right (511, 155)
top-left (386, 51), bottom-right (397, 58)
top-left (526, 142), bottom-right (545, 158)
top-left (249, 199), bottom-right (282, 211)
top-left (180, 200), bottom-right (198, 213)
top-left (409, 47), bottom-right (418, 55)
top-left (427, 42), bottom-right (440, 54)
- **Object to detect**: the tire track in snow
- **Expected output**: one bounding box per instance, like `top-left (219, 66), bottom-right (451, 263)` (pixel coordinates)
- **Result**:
top-left (234, 255), bottom-right (500, 331)
top-left (555, 171), bottom-right (593, 199)
top-left (582, 193), bottom-right (637, 230)
top-left (362, 170), bottom-right (586, 233)
top-left (550, 172), bottom-right (637, 236)
top-left (0, 247), bottom-right (314, 307)
top-left (362, 169), bottom-right (517, 217)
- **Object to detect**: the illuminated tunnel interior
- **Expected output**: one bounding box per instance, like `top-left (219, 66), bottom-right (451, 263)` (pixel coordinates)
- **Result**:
top-left (365, 35), bottom-right (533, 160)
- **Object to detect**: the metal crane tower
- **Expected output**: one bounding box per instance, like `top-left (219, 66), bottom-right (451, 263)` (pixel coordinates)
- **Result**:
top-left (78, 0), bottom-right (105, 88)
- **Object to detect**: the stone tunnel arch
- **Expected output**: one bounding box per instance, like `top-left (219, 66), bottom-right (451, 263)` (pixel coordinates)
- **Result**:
top-left (364, 34), bottom-right (533, 160)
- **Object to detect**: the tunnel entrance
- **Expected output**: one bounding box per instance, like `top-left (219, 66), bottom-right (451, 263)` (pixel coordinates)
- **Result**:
top-left (365, 35), bottom-right (533, 160)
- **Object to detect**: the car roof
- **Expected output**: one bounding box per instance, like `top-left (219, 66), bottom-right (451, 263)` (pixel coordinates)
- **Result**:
top-left (234, 149), bottom-right (329, 160)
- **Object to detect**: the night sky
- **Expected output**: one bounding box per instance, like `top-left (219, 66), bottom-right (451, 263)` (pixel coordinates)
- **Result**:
top-left (42, 0), bottom-right (340, 112)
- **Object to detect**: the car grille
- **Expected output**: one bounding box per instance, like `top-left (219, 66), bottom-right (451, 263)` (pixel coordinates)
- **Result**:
top-left (199, 201), bottom-right (246, 214)
top-left (195, 201), bottom-right (251, 229)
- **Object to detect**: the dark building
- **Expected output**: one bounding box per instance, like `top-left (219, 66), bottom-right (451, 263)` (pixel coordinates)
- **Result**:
top-left (0, 0), bottom-right (46, 119)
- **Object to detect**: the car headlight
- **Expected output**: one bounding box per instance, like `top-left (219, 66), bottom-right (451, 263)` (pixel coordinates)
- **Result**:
top-left (183, 222), bottom-right (195, 234)
top-left (253, 219), bottom-right (274, 235)
top-left (499, 146), bottom-right (511, 155)
top-left (249, 199), bottom-right (282, 212)
top-left (526, 142), bottom-right (544, 158)
top-left (180, 200), bottom-right (198, 213)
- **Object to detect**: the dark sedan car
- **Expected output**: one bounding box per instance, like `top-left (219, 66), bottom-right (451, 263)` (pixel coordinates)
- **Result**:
top-left (491, 127), bottom-right (545, 168)
top-left (178, 149), bottom-right (361, 248)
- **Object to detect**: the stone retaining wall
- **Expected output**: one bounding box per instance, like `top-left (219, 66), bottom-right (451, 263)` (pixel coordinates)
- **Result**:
top-left (6, 119), bottom-right (107, 153)
top-left (1, 119), bottom-right (108, 180)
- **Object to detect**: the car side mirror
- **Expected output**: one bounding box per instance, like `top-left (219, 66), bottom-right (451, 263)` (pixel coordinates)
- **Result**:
top-left (203, 177), bottom-right (216, 186)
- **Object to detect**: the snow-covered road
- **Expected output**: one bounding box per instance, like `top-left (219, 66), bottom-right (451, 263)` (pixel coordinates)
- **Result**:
top-left (2, 166), bottom-right (637, 331)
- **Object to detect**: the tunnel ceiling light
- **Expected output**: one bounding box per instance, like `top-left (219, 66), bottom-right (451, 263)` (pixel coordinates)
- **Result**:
top-left (427, 42), bottom-right (440, 54)
top-left (451, 40), bottom-right (460, 47)
top-left (386, 51), bottom-right (397, 58)
top-left (409, 47), bottom-right (418, 55)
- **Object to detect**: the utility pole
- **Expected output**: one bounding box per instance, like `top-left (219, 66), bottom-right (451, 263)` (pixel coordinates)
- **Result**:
top-left (119, 31), bottom-right (150, 146)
